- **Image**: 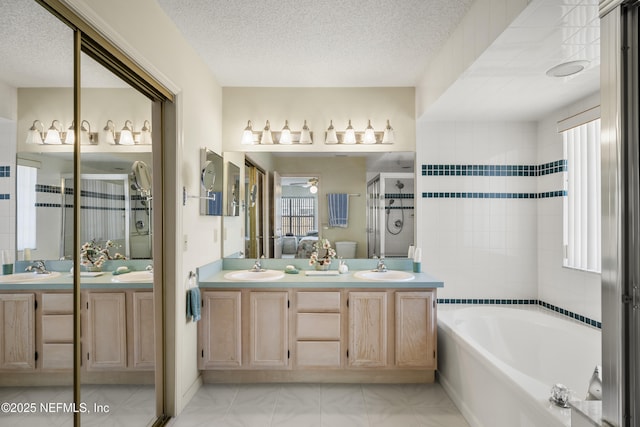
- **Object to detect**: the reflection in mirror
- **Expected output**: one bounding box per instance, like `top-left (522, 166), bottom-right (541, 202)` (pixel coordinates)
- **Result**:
top-left (279, 176), bottom-right (320, 259)
top-left (132, 160), bottom-right (152, 198)
top-left (200, 148), bottom-right (224, 215)
top-left (226, 161), bottom-right (240, 216)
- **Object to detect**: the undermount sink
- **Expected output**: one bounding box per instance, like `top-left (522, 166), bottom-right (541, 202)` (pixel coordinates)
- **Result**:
top-left (111, 270), bottom-right (154, 283)
top-left (353, 270), bottom-right (415, 282)
top-left (0, 271), bottom-right (62, 284)
top-left (224, 269), bottom-right (285, 282)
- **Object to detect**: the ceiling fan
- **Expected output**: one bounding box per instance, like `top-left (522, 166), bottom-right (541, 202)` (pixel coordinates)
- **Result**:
top-left (288, 177), bottom-right (319, 194)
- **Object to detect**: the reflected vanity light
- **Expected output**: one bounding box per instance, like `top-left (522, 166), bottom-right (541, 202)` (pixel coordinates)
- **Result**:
top-left (43, 120), bottom-right (62, 145)
top-left (241, 120), bottom-right (255, 145)
top-left (103, 120), bottom-right (116, 144)
top-left (363, 119), bottom-right (376, 144)
top-left (139, 120), bottom-right (152, 145)
top-left (382, 119), bottom-right (395, 144)
top-left (343, 119), bottom-right (356, 144)
top-left (279, 120), bottom-right (292, 144)
top-left (325, 120), bottom-right (338, 144)
top-left (118, 120), bottom-right (135, 145)
top-left (26, 120), bottom-right (44, 144)
top-left (260, 120), bottom-right (274, 144)
top-left (299, 120), bottom-right (312, 144)
top-left (309, 184), bottom-right (318, 194)
top-left (64, 120), bottom-right (93, 145)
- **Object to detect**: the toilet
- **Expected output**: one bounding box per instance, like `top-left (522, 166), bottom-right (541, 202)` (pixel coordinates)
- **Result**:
top-left (335, 241), bottom-right (357, 258)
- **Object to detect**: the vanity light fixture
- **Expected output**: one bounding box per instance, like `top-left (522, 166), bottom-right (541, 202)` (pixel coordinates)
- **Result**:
top-left (64, 120), bottom-right (94, 145)
top-left (118, 120), bottom-right (135, 145)
top-left (26, 120), bottom-right (44, 144)
top-left (382, 119), bottom-right (395, 144)
top-left (241, 120), bottom-right (255, 145)
top-left (363, 119), bottom-right (376, 144)
top-left (325, 120), bottom-right (338, 144)
top-left (279, 120), bottom-right (292, 144)
top-left (343, 119), bottom-right (356, 144)
top-left (260, 120), bottom-right (273, 144)
top-left (299, 120), bottom-right (312, 144)
top-left (309, 184), bottom-right (318, 194)
top-left (103, 120), bottom-right (116, 144)
top-left (139, 120), bottom-right (152, 145)
top-left (43, 120), bottom-right (62, 145)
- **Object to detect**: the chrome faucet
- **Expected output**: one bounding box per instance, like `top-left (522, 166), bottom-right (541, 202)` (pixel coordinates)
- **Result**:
top-left (250, 259), bottom-right (263, 272)
top-left (25, 260), bottom-right (49, 274)
top-left (145, 264), bottom-right (154, 272)
top-left (375, 257), bottom-right (388, 272)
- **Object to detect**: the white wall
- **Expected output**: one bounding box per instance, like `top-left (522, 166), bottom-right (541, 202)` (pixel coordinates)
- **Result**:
top-left (416, 121), bottom-right (538, 299)
top-left (0, 81), bottom-right (17, 257)
top-left (70, 0), bottom-right (223, 415)
top-left (537, 92), bottom-right (601, 322)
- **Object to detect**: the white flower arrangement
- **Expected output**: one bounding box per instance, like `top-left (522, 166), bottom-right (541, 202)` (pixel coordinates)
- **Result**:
top-left (309, 238), bottom-right (337, 267)
top-left (81, 239), bottom-right (126, 269)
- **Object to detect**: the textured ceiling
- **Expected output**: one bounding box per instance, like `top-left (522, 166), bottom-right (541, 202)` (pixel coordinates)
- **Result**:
top-left (155, 0), bottom-right (474, 87)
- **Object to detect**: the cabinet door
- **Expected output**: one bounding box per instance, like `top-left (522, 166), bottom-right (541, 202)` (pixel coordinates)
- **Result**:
top-left (249, 291), bottom-right (289, 368)
top-left (132, 292), bottom-right (155, 370)
top-left (395, 291), bottom-right (436, 368)
top-left (348, 292), bottom-right (387, 367)
top-left (86, 292), bottom-right (127, 370)
top-left (200, 291), bottom-right (242, 369)
top-left (0, 294), bottom-right (35, 370)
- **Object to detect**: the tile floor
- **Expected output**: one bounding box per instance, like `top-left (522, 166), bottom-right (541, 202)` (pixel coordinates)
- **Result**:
top-left (0, 382), bottom-right (470, 427)
top-left (170, 383), bottom-right (470, 427)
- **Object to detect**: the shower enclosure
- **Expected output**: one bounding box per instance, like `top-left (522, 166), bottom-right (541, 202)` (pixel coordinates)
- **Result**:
top-left (366, 173), bottom-right (414, 258)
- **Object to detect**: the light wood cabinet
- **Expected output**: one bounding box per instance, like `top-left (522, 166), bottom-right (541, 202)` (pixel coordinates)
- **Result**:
top-left (132, 292), bottom-right (155, 370)
top-left (249, 291), bottom-right (289, 368)
top-left (200, 291), bottom-right (242, 369)
top-left (86, 292), bottom-right (127, 370)
top-left (41, 292), bottom-right (73, 370)
top-left (395, 291), bottom-right (436, 368)
top-left (348, 291), bottom-right (388, 367)
top-left (0, 294), bottom-right (35, 370)
top-left (295, 291), bottom-right (341, 368)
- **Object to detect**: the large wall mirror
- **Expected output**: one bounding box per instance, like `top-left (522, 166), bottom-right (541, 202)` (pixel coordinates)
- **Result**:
top-left (225, 151), bottom-right (415, 260)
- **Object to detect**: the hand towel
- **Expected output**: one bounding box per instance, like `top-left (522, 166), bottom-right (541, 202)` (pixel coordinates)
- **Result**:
top-left (327, 193), bottom-right (349, 227)
top-left (186, 287), bottom-right (201, 322)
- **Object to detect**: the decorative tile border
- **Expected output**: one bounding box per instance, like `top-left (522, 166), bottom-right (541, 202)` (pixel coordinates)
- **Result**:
top-left (421, 160), bottom-right (567, 177)
top-left (0, 194), bottom-right (9, 200)
top-left (437, 298), bottom-right (601, 329)
top-left (385, 193), bottom-right (414, 199)
top-left (422, 191), bottom-right (566, 199)
top-left (0, 166), bottom-right (10, 177)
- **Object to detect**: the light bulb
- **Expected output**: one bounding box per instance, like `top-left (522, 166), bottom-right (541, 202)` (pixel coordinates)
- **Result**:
top-left (363, 119), bottom-right (376, 144)
top-left (279, 120), bottom-right (292, 144)
top-left (43, 120), bottom-right (62, 145)
top-left (260, 120), bottom-right (273, 144)
top-left (241, 120), bottom-right (254, 145)
top-left (299, 120), bottom-right (312, 144)
top-left (325, 120), bottom-right (338, 144)
top-left (343, 119), bottom-right (356, 144)
top-left (382, 119), bottom-right (395, 144)
top-left (309, 185), bottom-right (318, 194)
top-left (118, 120), bottom-right (134, 145)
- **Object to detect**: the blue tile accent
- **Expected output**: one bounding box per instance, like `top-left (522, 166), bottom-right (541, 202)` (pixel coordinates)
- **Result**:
top-left (436, 298), bottom-right (601, 329)
top-left (421, 160), bottom-right (567, 177)
top-left (422, 191), bottom-right (566, 199)
top-left (0, 194), bottom-right (9, 200)
top-left (0, 166), bottom-right (10, 177)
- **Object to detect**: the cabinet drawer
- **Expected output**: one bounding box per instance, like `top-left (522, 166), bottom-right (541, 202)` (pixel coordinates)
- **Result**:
top-left (296, 292), bottom-right (340, 312)
top-left (297, 313), bottom-right (341, 340)
top-left (42, 315), bottom-right (73, 342)
top-left (42, 344), bottom-right (73, 370)
top-left (41, 293), bottom-right (73, 314)
top-left (296, 341), bottom-right (341, 367)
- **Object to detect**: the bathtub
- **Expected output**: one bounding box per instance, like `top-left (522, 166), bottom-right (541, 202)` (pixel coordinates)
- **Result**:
top-left (437, 305), bottom-right (601, 427)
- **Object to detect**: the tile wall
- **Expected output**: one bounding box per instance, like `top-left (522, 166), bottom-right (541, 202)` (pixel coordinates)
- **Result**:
top-left (0, 120), bottom-right (16, 255)
top-left (416, 93), bottom-right (602, 323)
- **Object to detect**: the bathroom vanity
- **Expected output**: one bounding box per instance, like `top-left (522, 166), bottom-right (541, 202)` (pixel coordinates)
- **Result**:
top-left (0, 273), bottom-right (154, 386)
top-left (197, 260), bottom-right (443, 383)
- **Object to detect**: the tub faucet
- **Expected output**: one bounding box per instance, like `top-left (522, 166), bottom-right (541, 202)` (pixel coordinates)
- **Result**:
top-left (26, 260), bottom-right (49, 274)
top-left (375, 257), bottom-right (388, 272)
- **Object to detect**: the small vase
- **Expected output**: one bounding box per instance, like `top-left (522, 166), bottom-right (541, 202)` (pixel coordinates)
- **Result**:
top-left (315, 263), bottom-right (329, 271)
